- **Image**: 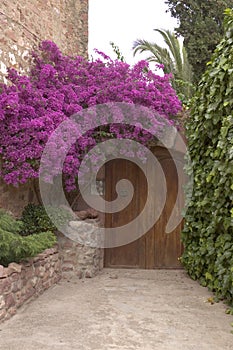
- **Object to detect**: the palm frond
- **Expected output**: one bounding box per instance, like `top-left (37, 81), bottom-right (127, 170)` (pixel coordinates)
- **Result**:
top-left (133, 39), bottom-right (174, 74)
top-left (132, 28), bottom-right (194, 102)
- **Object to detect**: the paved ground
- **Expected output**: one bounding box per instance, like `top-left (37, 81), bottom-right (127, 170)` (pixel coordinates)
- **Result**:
top-left (0, 269), bottom-right (232, 350)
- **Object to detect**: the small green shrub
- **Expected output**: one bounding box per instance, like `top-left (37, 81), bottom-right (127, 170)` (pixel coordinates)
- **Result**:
top-left (0, 209), bottom-right (23, 233)
top-left (0, 230), bottom-right (56, 266)
top-left (19, 203), bottom-right (73, 236)
top-left (20, 203), bottom-right (56, 236)
top-left (0, 211), bottom-right (57, 266)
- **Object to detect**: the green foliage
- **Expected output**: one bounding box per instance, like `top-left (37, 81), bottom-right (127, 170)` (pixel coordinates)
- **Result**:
top-left (165, 0), bottom-right (233, 82)
top-left (182, 9), bottom-right (233, 307)
top-left (45, 205), bottom-right (74, 231)
top-left (110, 41), bottom-right (125, 62)
top-left (20, 203), bottom-right (73, 236)
top-left (0, 211), bottom-right (56, 266)
top-left (133, 29), bottom-right (194, 104)
top-left (0, 209), bottom-right (23, 233)
top-left (20, 203), bottom-right (56, 236)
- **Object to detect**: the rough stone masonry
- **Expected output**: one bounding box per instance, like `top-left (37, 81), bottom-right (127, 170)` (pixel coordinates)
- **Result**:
top-left (0, 0), bottom-right (89, 215)
top-left (0, 0), bottom-right (88, 82)
top-left (0, 247), bottom-right (61, 323)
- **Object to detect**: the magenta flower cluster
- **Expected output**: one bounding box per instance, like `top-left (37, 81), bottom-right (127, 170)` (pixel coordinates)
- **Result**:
top-left (0, 41), bottom-right (181, 191)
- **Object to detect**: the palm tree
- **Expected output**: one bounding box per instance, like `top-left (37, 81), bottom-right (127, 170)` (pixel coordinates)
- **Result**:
top-left (133, 29), bottom-right (194, 102)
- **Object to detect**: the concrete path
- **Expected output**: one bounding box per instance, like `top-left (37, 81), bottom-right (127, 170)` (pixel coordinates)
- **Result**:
top-left (0, 269), bottom-right (232, 350)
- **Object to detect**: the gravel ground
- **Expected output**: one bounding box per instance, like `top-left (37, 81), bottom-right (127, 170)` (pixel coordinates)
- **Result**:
top-left (0, 269), bottom-right (232, 350)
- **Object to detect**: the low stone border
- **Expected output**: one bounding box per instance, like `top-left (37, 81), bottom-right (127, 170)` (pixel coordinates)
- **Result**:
top-left (0, 217), bottom-right (104, 323)
top-left (0, 246), bottom-right (61, 323)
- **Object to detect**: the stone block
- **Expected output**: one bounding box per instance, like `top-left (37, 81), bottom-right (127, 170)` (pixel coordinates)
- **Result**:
top-left (0, 278), bottom-right (11, 294)
top-left (54, 261), bottom-right (61, 272)
top-left (52, 275), bottom-right (61, 284)
top-left (31, 277), bottom-right (38, 287)
top-left (44, 248), bottom-right (56, 255)
top-left (51, 252), bottom-right (59, 260)
top-left (9, 272), bottom-right (20, 282)
top-left (7, 307), bottom-right (17, 318)
top-left (15, 291), bottom-right (23, 307)
top-left (24, 267), bottom-right (34, 279)
top-left (84, 270), bottom-right (95, 278)
top-left (0, 295), bottom-right (6, 310)
top-left (74, 210), bottom-right (89, 220)
top-left (42, 270), bottom-right (50, 281)
top-left (62, 264), bottom-right (74, 272)
top-left (5, 294), bottom-right (16, 309)
top-left (49, 268), bottom-right (55, 277)
top-left (61, 239), bottom-right (74, 249)
top-left (11, 279), bottom-right (22, 293)
top-left (23, 288), bottom-right (34, 301)
top-left (0, 309), bottom-right (6, 321)
top-left (38, 266), bottom-right (46, 276)
top-left (42, 280), bottom-right (52, 290)
top-left (44, 262), bottom-right (51, 270)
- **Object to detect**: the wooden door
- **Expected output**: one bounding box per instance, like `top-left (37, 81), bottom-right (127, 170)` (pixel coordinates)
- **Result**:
top-left (104, 147), bottom-right (185, 269)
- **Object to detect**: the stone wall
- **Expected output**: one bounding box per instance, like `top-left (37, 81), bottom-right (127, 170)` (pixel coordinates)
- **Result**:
top-left (0, 216), bottom-right (104, 323)
top-left (0, 0), bottom-right (88, 82)
top-left (57, 215), bottom-right (104, 279)
top-left (0, 179), bottom-right (40, 217)
top-left (0, 0), bottom-right (89, 215)
top-left (0, 246), bottom-right (61, 323)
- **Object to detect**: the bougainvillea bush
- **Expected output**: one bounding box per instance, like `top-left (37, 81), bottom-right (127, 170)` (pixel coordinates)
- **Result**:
top-left (182, 9), bottom-right (233, 307)
top-left (0, 41), bottom-right (181, 191)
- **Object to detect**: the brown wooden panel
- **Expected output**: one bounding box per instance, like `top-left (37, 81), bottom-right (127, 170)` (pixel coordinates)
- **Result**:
top-left (104, 159), bottom-right (147, 268)
top-left (104, 146), bottom-right (185, 269)
top-left (153, 147), bottom-right (184, 268)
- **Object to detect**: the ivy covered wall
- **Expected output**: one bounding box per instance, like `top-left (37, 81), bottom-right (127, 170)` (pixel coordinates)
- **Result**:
top-left (182, 9), bottom-right (233, 307)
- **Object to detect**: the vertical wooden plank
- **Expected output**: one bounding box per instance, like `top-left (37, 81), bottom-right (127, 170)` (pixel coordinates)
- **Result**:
top-left (153, 147), bottom-right (184, 268)
top-left (103, 160), bottom-right (112, 268)
top-left (144, 152), bottom-right (156, 269)
top-left (152, 147), bottom-right (167, 268)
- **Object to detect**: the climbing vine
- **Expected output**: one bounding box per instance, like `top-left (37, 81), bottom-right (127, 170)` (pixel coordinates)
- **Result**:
top-left (182, 9), bottom-right (233, 307)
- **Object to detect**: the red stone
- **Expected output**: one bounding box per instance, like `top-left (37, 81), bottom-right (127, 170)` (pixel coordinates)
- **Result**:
top-left (0, 278), bottom-right (11, 294)
top-left (75, 210), bottom-right (89, 220)
top-left (10, 272), bottom-right (20, 282)
top-left (24, 267), bottom-right (34, 279)
top-left (87, 208), bottom-right (99, 219)
top-left (42, 280), bottom-right (52, 289)
top-left (24, 288), bottom-right (34, 301)
top-left (15, 291), bottom-right (23, 307)
top-left (11, 279), bottom-right (22, 293)
top-left (75, 208), bottom-right (99, 220)
top-left (51, 253), bottom-right (59, 261)
top-left (42, 271), bottom-right (50, 281)
top-left (5, 294), bottom-right (16, 309)
top-left (45, 248), bottom-right (56, 255)
top-left (8, 307), bottom-right (17, 317)
top-left (0, 309), bottom-right (6, 321)
top-left (62, 239), bottom-right (74, 249)
top-left (62, 264), bottom-right (74, 272)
